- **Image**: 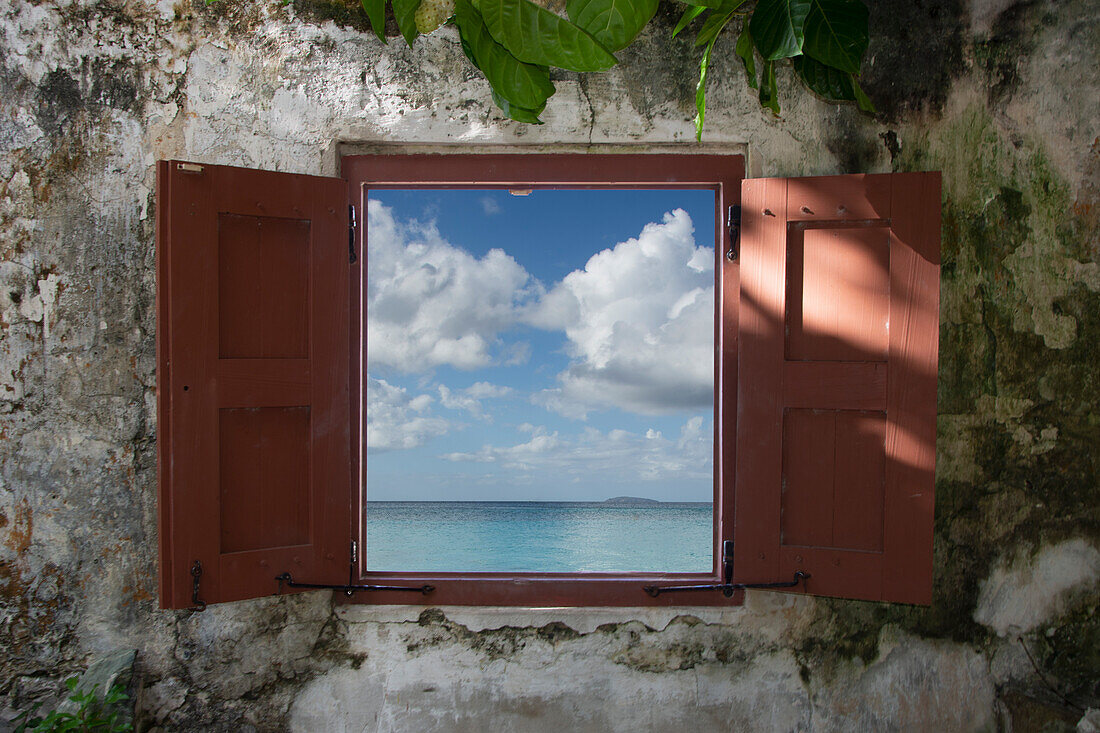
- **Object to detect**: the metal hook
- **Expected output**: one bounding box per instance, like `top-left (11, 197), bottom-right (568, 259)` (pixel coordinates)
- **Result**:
top-left (643, 541), bottom-right (810, 598)
top-left (190, 561), bottom-right (207, 612)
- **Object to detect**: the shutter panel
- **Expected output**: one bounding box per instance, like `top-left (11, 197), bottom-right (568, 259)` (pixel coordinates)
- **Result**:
top-left (734, 172), bottom-right (940, 604)
top-left (157, 161), bottom-right (351, 608)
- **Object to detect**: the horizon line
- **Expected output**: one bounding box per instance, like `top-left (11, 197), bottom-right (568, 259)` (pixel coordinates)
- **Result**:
top-left (364, 499), bottom-right (713, 504)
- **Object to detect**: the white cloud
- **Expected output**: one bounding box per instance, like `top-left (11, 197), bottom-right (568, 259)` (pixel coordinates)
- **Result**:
top-left (367, 201), bottom-right (537, 373)
top-left (441, 428), bottom-right (562, 466)
top-left (464, 381), bottom-right (514, 399)
top-left (480, 195), bottom-right (502, 215)
top-left (498, 340), bottom-right (532, 366)
top-left (526, 209), bottom-right (714, 416)
top-left (531, 389), bottom-right (592, 421)
top-left (367, 202), bottom-right (714, 418)
top-left (437, 382), bottom-right (513, 419)
top-left (366, 375), bottom-right (450, 451)
top-left (440, 417), bottom-right (711, 484)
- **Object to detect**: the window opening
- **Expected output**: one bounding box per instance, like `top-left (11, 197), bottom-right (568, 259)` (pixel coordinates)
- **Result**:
top-left (156, 157), bottom-right (939, 610)
top-left (364, 187), bottom-right (717, 573)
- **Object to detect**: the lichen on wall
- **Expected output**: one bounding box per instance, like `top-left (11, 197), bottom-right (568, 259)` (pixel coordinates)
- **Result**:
top-left (0, 0), bottom-right (1097, 729)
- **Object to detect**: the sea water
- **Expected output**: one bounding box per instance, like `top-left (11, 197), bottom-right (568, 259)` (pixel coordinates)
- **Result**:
top-left (365, 501), bottom-right (713, 573)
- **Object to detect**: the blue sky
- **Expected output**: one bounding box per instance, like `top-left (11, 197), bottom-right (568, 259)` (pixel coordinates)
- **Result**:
top-left (365, 188), bottom-right (716, 502)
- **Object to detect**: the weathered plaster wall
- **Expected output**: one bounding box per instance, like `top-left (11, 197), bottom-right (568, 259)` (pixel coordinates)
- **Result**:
top-left (0, 0), bottom-right (1097, 729)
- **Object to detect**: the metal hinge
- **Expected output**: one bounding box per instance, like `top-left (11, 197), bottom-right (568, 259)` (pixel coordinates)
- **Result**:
top-left (644, 540), bottom-right (809, 598)
top-left (275, 541), bottom-right (434, 597)
top-left (348, 204), bottom-right (358, 264)
top-left (726, 205), bottom-right (742, 261)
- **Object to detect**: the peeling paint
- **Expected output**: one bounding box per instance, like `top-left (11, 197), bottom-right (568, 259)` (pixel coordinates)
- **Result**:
top-left (974, 539), bottom-right (1100, 637)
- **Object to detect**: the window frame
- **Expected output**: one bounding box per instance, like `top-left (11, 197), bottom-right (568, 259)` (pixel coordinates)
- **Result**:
top-left (342, 152), bottom-right (746, 606)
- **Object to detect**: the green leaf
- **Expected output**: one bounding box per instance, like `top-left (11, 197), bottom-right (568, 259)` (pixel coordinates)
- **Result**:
top-left (391, 0), bottom-right (421, 45)
top-left (359, 0), bottom-right (388, 43)
top-left (491, 89), bottom-right (546, 123)
top-left (479, 0), bottom-right (618, 72)
top-left (851, 73), bottom-right (876, 112)
top-left (689, 0), bottom-right (741, 139)
top-left (693, 1), bottom-right (741, 47)
top-left (791, 54), bottom-right (854, 99)
top-left (566, 0), bottom-right (658, 51)
top-left (749, 0), bottom-right (810, 60)
top-left (673, 4), bottom-right (706, 37)
top-left (694, 38), bottom-right (714, 141)
top-left (104, 687), bottom-right (129, 706)
top-left (734, 21), bottom-right (757, 87)
top-left (672, 0), bottom-right (727, 7)
top-left (791, 56), bottom-right (876, 112)
top-left (802, 0), bottom-right (868, 73)
top-left (454, 0), bottom-right (555, 111)
top-left (758, 58), bottom-right (779, 113)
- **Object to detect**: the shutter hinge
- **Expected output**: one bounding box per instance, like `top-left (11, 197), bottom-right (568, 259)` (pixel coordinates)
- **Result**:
top-left (644, 540), bottom-right (809, 598)
top-left (348, 204), bottom-right (358, 264)
top-left (726, 205), bottom-right (742, 261)
top-left (190, 560), bottom-right (207, 612)
top-left (275, 540), bottom-right (434, 597)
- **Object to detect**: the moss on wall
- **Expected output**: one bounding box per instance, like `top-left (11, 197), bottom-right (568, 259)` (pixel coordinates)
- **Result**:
top-left (790, 95), bottom-right (1099, 709)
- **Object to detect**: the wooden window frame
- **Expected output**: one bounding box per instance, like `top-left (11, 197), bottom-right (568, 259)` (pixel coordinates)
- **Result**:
top-left (156, 156), bottom-right (938, 610)
top-left (342, 153), bottom-right (746, 606)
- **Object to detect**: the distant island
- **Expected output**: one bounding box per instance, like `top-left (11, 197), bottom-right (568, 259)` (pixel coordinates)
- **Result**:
top-left (603, 496), bottom-right (662, 505)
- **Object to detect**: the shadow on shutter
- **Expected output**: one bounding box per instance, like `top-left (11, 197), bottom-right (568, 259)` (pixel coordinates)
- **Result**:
top-left (733, 172), bottom-right (941, 604)
top-left (157, 161), bottom-right (351, 609)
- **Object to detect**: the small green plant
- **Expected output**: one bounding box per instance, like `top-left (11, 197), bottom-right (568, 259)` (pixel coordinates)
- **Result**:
top-left (12, 677), bottom-right (132, 733)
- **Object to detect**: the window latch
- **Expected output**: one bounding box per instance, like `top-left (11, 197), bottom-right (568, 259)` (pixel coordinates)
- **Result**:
top-left (726, 205), bottom-right (741, 261)
top-left (190, 560), bottom-right (207, 612)
top-left (348, 204), bottom-right (358, 264)
top-left (275, 541), bottom-right (434, 597)
top-left (644, 540), bottom-right (809, 598)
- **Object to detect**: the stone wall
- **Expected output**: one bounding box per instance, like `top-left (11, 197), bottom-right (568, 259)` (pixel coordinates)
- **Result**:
top-left (1, 0), bottom-right (1097, 729)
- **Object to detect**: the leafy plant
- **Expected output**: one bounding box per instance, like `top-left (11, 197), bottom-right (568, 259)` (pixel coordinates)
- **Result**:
top-left (330, 0), bottom-right (875, 135)
top-left (12, 677), bottom-right (133, 733)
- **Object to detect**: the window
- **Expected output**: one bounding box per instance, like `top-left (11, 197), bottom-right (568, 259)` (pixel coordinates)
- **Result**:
top-left (360, 186), bottom-right (717, 574)
top-left (156, 154), bottom-right (940, 609)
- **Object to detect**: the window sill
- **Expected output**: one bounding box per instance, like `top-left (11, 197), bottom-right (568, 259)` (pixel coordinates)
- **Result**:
top-left (332, 590), bottom-right (818, 632)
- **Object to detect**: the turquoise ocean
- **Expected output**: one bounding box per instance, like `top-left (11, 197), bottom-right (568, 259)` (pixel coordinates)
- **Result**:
top-left (365, 501), bottom-right (714, 573)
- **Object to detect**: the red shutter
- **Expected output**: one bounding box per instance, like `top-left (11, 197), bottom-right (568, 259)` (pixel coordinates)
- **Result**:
top-left (157, 161), bottom-right (351, 609)
top-left (734, 172), bottom-right (940, 604)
